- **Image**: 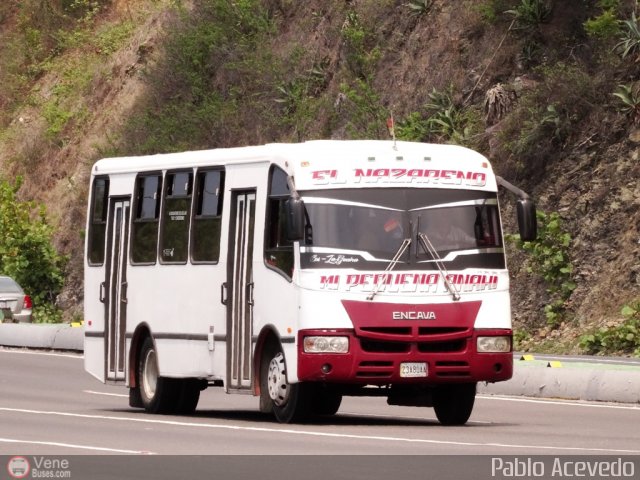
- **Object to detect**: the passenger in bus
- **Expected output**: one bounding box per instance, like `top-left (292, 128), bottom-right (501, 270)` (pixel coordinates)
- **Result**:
top-left (354, 209), bottom-right (404, 255)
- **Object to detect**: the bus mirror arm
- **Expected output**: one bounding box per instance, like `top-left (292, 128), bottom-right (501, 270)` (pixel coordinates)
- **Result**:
top-left (496, 176), bottom-right (538, 242)
top-left (304, 211), bottom-right (313, 244)
top-left (286, 175), bottom-right (300, 201)
top-left (496, 176), bottom-right (530, 200)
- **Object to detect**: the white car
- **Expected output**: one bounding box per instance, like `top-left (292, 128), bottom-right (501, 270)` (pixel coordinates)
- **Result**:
top-left (0, 276), bottom-right (33, 323)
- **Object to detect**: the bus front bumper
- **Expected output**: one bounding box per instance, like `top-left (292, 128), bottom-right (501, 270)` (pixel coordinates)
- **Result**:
top-left (297, 328), bottom-right (513, 384)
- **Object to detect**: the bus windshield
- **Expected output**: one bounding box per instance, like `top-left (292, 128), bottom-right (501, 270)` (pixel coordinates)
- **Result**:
top-left (299, 188), bottom-right (505, 271)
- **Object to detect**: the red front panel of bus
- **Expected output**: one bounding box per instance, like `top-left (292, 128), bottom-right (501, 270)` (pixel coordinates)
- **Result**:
top-left (297, 300), bottom-right (512, 384)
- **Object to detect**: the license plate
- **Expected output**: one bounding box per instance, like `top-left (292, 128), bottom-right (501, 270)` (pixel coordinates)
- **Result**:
top-left (400, 362), bottom-right (428, 378)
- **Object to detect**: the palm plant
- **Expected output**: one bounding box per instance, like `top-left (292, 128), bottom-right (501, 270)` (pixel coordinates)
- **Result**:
top-left (615, 12), bottom-right (640, 59)
top-left (612, 84), bottom-right (640, 122)
top-left (405, 0), bottom-right (434, 16)
top-left (506, 0), bottom-right (553, 30)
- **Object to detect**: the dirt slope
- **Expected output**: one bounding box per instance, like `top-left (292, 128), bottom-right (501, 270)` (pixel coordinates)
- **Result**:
top-left (0, 0), bottom-right (638, 353)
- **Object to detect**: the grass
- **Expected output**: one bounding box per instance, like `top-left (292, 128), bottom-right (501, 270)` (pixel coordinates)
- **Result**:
top-left (118, 0), bottom-right (279, 154)
top-left (0, 0), bottom-right (148, 145)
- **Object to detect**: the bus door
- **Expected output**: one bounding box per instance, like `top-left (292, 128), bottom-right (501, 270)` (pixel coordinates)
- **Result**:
top-left (226, 190), bottom-right (256, 391)
top-left (104, 198), bottom-right (130, 382)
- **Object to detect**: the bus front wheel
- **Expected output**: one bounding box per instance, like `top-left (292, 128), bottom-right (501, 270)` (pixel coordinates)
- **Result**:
top-left (311, 387), bottom-right (342, 416)
top-left (433, 383), bottom-right (476, 426)
top-left (261, 349), bottom-right (311, 423)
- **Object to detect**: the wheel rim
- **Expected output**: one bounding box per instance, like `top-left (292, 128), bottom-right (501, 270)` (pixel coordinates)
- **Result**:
top-left (267, 352), bottom-right (288, 407)
top-left (142, 347), bottom-right (158, 399)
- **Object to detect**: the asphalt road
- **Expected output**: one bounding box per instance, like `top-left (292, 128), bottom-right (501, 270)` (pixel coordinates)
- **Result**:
top-left (1, 347), bottom-right (639, 458)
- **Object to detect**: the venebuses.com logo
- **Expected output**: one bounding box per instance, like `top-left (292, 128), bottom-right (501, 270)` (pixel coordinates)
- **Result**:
top-left (6, 456), bottom-right (72, 479)
top-left (7, 456), bottom-right (30, 479)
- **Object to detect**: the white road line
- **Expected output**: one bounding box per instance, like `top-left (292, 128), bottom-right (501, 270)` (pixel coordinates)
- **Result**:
top-left (0, 348), bottom-right (82, 359)
top-left (0, 437), bottom-right (152, 454)
top-left (346, 392), bottom-right (640, 422)
top-left (79, 387), bottom-right (640, 412)
top-left (478, 394), bottom-right (640, 410)
top-left (1, 407), bottom-right (639, 454)
top-left (83, 390), bottom-right (129, 398)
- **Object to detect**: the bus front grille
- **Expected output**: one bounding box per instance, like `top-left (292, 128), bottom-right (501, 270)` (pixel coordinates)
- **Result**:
top-left (359, 338), bottom-right (467, 354)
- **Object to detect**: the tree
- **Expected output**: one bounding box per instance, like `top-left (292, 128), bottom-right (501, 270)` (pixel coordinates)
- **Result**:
top-left (0, 176), bottom-right (66, 322)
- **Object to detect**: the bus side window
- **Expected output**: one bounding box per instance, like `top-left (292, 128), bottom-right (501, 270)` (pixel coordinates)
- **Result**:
top-left (191, 169), bottom-right (225, 263)
top-left (131, 173), bottom-right (162, 264)
top-left (160, 171), bottom-right (193, 264)
top-left (474, 205), bottom-right (503, 248)
top-left (264, 166), bottom-right (293, 278)
top-left (87, 176), bottom-right (109, 265)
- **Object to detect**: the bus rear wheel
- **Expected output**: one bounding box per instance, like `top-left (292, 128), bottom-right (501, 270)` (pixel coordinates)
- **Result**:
top-left (174, 379), bottom-right (202, 415)
top-left (261, 349), bottom-right (311, 423)
top-left (138, 337), bottom-right (179, 414)
top-left (433, 383), bottom-right (476, 426)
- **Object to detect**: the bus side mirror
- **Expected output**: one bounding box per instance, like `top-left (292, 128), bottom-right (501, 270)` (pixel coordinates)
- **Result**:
top-left (517, 198), bottom-right (537, 242)
top-left (285, 197), bottom-right (305, 241)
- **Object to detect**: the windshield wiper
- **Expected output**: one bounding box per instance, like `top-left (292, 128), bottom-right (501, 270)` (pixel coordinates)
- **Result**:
top-left (367, 238), bottom-right (411, 301)
top-left (417, 232), bottom-right (461, 301)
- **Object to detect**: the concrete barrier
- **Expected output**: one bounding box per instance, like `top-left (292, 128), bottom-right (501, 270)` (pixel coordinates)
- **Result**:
top-left (479, 361), bottom-right (640, 403)
top-left (0, 323), bottom-right (83, 351)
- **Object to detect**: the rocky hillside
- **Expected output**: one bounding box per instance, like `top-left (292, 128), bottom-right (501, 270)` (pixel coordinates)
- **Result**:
top-left (1, 0), bottom-right (639, 355)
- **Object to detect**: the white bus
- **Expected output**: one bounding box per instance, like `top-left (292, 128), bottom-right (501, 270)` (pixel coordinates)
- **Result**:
top-left (84, 140), bottom-right (536, 425)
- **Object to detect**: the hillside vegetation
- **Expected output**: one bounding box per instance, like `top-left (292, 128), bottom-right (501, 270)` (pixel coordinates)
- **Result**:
top-left (0, 0), bottom-right (639, 355)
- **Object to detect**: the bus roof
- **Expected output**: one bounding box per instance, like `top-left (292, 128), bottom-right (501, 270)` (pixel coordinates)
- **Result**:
top-left (92, 140), bottom-right (497, 192)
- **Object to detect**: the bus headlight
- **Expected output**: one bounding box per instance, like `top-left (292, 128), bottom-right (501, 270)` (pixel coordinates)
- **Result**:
top-left (303, 336), bottom-right (349, 353)
top-left (477, 336), bottom-right (511, 353)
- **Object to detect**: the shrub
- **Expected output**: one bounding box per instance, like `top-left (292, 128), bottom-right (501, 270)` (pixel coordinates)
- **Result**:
top-left (0, 0), bottom-right (113, 128)
top-left (13, 0), bottom-right (108, 66)
top-left (339, 79), bottom-right (389, 139)
top-left (396, 112), bottom-right (430, 142)
top-left (513, 329), bottom-right (531, 350)
top-left (501, 63), bottom-right (601, 175)
top-left (0, 176), bottom-right (66, 323)
top-left (597, 0), bottom-right (619, 9)
top-left (584, 9), bottom-right (621, 39)
top-left (506, 0), bottom-right (553, 31)
top-left (615, 11), bottom-right (640, 59)
top-left (340, 10), bottom-right (381, 79)
top-left (397, 87), bottom-right (482, 146)
top-left (120, 0), bottom-right (276, 153)
top-left (520, 211), bottom-right (575, 296)
top-left (273, 57), bottom-right (330, 140)
top-left (95, 20), bottom-right (136, 55)
top-left (405, 0), bottom-right (434, 17)
top-left (508, 210), bottom-right (576, 326)
top-left (612, 83), bottom-right (640, 122)
top-left (580, 301), bottom-right (640, 356)
top-left (474, 0), bottom-right (514, 24)
top-left (62, 0), bottom-right (107, 21)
